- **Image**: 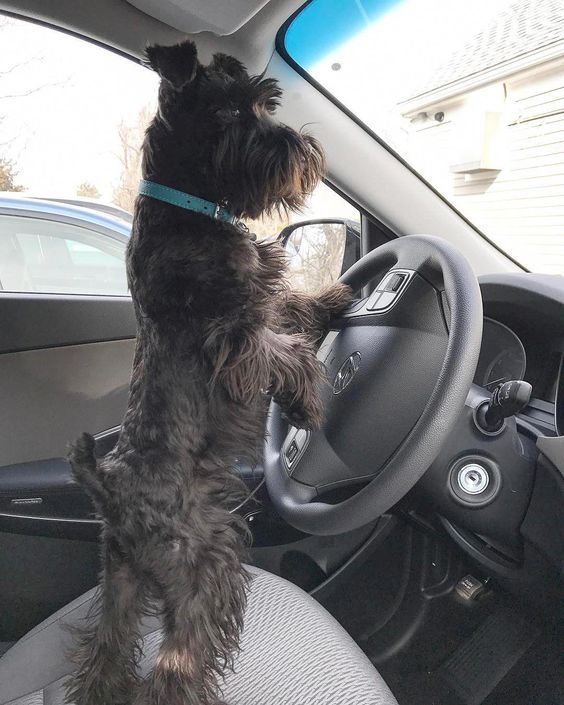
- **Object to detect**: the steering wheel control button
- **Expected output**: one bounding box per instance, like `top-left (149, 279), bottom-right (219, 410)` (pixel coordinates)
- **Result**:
top-left (370, 291), bottom-right (395, 310)
top-left (457, 464), bottom-right (489, 494)
top-left (448, 456), bottom-right (501, 507)
top-left (365, 269), bottom-right (414, 312)
top-left (385, 272), bottom-right (407, 292)
top-left (333, 352), bottom-right (361, 394)
top-left (365, 291), bottom-right (381, 309)
top-left (286, 441), bottom-right (299, 465)
top-left (282, 428), bottom-right (311, 473)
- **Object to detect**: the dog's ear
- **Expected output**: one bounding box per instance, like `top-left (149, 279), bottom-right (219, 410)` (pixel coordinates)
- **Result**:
top-left (210, 53), bottom-right (247, 80)
top-left (145, 41), bottom-right (199, 90)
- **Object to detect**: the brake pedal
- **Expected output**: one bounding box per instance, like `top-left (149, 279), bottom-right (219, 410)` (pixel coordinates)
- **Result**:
top-left (455, 574), bottom-right (488, 602)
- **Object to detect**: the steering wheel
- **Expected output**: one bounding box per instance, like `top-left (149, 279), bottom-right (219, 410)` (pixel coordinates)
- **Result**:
top-left (264, 234), bottom-right (483, 535)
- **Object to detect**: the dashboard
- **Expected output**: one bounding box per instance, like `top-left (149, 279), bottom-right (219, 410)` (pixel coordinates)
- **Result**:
top-left (474, 318), bottom-right (527, 392)
top-left (476, 274), bottom-right (564, 436)
top-left (418, 272), bottom-right (564, 612)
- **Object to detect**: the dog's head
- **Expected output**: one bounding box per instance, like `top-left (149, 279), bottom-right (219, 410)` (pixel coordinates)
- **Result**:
top-left (144, 41), bottom-right (325, 220)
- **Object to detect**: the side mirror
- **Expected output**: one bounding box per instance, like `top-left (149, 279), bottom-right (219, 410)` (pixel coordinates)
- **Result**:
top-left (278, 218), bottom-right (360, 293)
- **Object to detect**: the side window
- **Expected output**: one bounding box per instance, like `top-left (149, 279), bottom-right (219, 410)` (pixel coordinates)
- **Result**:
top-left (0, 15), bottom-right (158, 296)
top-left (246, 181), bottom-right (361, 293)
top-left (0, 215), bottom-right (128, 295)
top-left (0, 16), bottom-right (359, 297)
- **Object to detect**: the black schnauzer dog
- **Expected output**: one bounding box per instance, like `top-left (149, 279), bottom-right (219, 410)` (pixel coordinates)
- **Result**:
top-left (66, 41), bottom-right (352, 705)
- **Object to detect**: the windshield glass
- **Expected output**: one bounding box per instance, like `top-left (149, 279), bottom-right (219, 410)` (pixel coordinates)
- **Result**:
top-left (284, 0), bottom-right (564, 274)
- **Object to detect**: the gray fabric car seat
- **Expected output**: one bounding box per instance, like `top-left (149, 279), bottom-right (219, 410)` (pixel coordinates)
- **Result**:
top-left (0, 566), bottom-right (398, 705)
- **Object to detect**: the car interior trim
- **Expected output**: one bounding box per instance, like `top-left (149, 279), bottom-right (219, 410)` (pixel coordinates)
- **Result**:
top-left (0, 294), bottom-right (136, 354)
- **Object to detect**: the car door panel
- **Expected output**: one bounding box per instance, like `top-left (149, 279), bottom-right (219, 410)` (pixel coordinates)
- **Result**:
top-left (0, 424), bottom-right (124, 539)
top-left (0, 337), bottom-right (134, 466)
top-left (0, 294), bottom-right (134, 636)
top-left (1, 293), bottom-right (135, 354)
top-left (0, 456), bottom-right (100, 538)
top-left (0, 297), bottom-right (135, 532)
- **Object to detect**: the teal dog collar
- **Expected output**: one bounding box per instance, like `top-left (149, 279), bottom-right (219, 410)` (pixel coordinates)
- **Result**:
top-left (138, 180), bottom-right (237, 225)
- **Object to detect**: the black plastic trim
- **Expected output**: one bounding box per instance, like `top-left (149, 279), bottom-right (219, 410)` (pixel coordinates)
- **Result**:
top-left (0, 457), bottom-right (73, 495)
top-left (0, 512), bottom-right (100, 540)
top-left (439, 516), bottom-right (520, 575)
top-left (0, 293), bottom-right (136, 354)
top-left (311, 513), bottom-right (397, 599)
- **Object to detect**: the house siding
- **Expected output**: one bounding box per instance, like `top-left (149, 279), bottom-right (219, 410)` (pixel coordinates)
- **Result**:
top-left (403, 60), bottom-right (564, 274)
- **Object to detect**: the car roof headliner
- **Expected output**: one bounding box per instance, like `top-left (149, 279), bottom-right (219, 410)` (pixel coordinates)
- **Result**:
top-left (127, 0), bottom-right (273, 36)
top-left (0, 0), bottom-right (304, 72)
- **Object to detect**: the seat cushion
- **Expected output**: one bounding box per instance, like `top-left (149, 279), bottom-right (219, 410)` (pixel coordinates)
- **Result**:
top-left (0, 566), bottom-right (398, 705)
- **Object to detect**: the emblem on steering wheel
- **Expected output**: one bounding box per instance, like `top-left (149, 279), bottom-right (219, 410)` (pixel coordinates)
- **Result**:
top-left (333, 352), bottom-right (361, 394)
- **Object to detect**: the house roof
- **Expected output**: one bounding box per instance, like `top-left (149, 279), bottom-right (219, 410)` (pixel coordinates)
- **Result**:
top-left (402, 0), bottom-right (564, 105)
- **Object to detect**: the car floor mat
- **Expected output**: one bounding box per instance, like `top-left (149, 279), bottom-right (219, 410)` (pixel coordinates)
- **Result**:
top-left (438, 606), bottom-right (540, 705)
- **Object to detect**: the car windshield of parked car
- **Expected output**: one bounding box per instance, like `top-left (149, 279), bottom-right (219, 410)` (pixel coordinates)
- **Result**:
top-left (285, 0), bottom-right (564, 275)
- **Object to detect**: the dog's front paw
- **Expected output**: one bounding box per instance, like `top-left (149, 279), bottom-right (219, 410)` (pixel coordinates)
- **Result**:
top-left (276, 392), bottom-right (324, 431)
top-left (317, 282), bottom-right (355, 319)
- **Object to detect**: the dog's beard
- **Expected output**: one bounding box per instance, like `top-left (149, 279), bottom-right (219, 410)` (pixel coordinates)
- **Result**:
top-left (210, 124), bottom-right (326, 220)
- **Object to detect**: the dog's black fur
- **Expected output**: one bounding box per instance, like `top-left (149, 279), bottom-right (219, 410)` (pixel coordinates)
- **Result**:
top-left (66, 41), bottom-right (352, 705)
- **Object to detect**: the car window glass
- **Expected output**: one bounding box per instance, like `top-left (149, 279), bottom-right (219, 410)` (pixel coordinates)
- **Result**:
top-left (0, 16), bottom-right (361, 297)
top-left (0, 215), bottom-right (128, 295)
top-left (0, 15), bottom-right (157, 295)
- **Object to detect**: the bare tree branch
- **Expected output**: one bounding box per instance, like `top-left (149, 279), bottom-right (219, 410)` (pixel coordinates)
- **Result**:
top-left (113, 105), bottom-right (154, 212)
top-left (0, 78), bottom-right (68, 100)
top-left (0, 55), bottom-right (39, 76)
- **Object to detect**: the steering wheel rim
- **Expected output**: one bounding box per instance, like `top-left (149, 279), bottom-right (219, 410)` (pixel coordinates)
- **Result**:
top-left (264, 234), bottom-right (483, 536)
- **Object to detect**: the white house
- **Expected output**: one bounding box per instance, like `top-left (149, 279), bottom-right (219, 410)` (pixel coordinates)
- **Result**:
top-left (399, 0), bottom-right (564, 274)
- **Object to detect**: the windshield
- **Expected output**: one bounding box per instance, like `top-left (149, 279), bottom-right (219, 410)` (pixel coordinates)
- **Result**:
top-left (284, 0), bottom-right (564, 275)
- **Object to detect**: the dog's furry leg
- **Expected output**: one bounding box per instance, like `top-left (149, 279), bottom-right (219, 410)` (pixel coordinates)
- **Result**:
top-left (65, 537), bottom-right (145, 705)
top-left (68, 432), bottom-right (107, 509)
top-left (136, 527), bottom-right (248, 705)
top-left (277, 283), bottom-right (354, 342)
top-left (254, 239), bottom-right (353, 341)
top-left (217, 329), bottom-right (326, 430)
top-left (266, 331), bottom-right (327, 429)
